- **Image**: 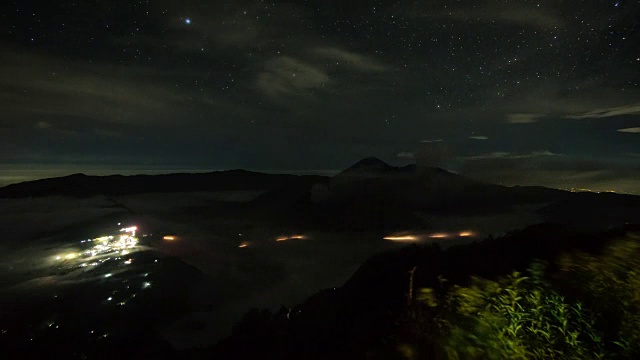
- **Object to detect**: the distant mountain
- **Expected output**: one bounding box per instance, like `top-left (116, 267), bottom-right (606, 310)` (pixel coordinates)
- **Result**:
top-left (0, 170), bottom-right (327, 198)
top-left (2, 158), bottom-right (638, 231)
top-left (325, 158), bottom-right (560, 211)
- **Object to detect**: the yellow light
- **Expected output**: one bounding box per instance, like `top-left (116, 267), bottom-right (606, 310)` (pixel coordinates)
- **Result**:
top-left (163, 236), bottom-right (176, 241)
top-left (239, 243), bottom-right (248, 248)
top-left (429, 233), bottom-right (449, 239)
top-left (65, 253), bottom-right (77, 259)
top-left (289, 235), bottom-right (306, 240)
top-left (55, 256), bottom-right (61, 260)
top-left (276, 236), bottom-right (288, 242)
top-left (384, 235), bottom-right (418, 241)
top-left (459, 231), bottom-right (474, 237)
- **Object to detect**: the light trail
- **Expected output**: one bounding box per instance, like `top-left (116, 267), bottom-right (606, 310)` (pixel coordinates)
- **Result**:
top-left (276, 235), bottom-right (307, 242)
top-left (429, 233), bottom-right (449, 239)
top-left (384, 235), bottom-right (419, 241)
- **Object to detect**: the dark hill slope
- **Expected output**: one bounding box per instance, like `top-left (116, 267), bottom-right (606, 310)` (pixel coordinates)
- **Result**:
top-left (0, 170), bottom-right (328, 198)
top-left (206, 223), bottom-right (639, 360)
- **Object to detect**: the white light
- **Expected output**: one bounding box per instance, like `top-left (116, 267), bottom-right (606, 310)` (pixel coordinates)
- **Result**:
top-left (55, 256), bottom-right (61, 260)
top-left (185, 18), bottom-right (191, 24)
top-left (107, 297), bottom-right (112, 301)
top-left (143, 282), bottom-right (151, 288)
top-left (104, 273), bottom-right (112, 278)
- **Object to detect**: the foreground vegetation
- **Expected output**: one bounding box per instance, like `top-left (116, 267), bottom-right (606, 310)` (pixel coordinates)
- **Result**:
top-left (406, 234), bottom-right (640, 359)
top-left (205, 225), bottom-right (640, 360)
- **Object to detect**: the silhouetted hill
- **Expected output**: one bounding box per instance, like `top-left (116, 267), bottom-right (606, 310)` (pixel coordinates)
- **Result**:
top-left (0, 170), bottom-right (327, 198)
top-left (2, 159), bottom-right (639, 231)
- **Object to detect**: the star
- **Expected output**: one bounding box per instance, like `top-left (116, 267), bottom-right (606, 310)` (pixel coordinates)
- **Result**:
top-left (185, 18), bottom-right (191, 25)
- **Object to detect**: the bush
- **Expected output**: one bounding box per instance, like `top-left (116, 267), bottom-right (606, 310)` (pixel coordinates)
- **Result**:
top-left (418, 265), bottom-right (605, 359)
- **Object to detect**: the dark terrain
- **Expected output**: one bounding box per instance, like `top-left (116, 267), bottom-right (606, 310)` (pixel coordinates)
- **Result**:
top-left (1, 158), bottom-right (639, 359)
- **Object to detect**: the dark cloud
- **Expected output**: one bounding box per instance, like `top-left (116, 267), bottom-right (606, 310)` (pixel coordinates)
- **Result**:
top-left (567, 103), bottom-right (640, 119)
top-left (462, 151), bottom-right (559, 161)
top-left (506, 113), bottom-right (544, 124)
top-left (618, 127), bottom-right (640, 133)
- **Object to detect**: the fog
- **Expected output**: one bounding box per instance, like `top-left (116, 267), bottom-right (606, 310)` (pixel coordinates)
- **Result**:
top-left (0, 192), bottom-right (543, 348)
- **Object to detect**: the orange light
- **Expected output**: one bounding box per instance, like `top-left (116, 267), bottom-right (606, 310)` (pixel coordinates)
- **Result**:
top-left (163, 236), bottom-right (176, 241)
top-left (384, 236), bottom-right (418, 241)
top-left (459, 231), bottom-right (474, 237)
top-left (239, 243), bottom-right (248, 248)
top-left (276, 237), bottom-right (288, 242)
top-left (429, 233), bottom-right (449, 239)
top-left (289, 235), bottom-right (306, 240)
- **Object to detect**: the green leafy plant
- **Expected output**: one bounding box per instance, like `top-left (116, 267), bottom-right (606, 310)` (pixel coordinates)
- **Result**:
top-left (418, 265), bottom-right (605, 359)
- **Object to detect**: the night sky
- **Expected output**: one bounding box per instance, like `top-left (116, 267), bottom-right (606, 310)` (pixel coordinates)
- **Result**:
top-left (2, 0), bottom-right (639, 193)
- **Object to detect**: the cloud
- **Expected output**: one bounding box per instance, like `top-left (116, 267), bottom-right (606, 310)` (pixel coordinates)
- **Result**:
top-left (396, 151), bottom-right (415, 159)
top-left (618, 127), bottom-right (640, 133)
top-left (313, 47), bottom-right (387, 72)
top-left (34, 121), bottom-right (52, 129)
top-left (566, 103), bottom-right (640, 119)
top-left (459, 155), bottom-right (640, 195)
top-left (463, 150), bottom-right (559, 161)
top-left (0, 51), bottom-right (190, 126)
top-left (256, 57), bottom-right (329, 99)
top-left (469, 136), bottom-right (489, 140)
top-left (420, 139), bottom-right (444, 143)
top-left (507, 113), bottom-right (544, 124)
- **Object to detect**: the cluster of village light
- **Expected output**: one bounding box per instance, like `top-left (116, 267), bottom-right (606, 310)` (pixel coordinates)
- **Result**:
top-left (54, 226), bottom-right (139, 267)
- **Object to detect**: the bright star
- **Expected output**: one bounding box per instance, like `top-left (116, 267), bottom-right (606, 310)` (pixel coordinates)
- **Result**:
top-left (185, 18), bottom-right (191, 24)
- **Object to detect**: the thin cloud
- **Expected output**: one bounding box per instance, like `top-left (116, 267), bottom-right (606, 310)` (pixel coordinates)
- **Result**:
top-left (420, 139), bottom-right (444, 143)
top-left (396, 151), bottom-right (415, 159)
top-left (313, 47), bottom-right (388, 72)
top-left (507, 113), bottom-right (544, 124)
top-left (34, 121), bottom-right (52, 129)
top-left (566, 103), bottom-right (640, 119)
top-left (463, 150), bottom-right (559, 161)
top-left (618, 127), bottom-right (640, 133)
top-left (469, 136), bottom-right (489, 140)
top-left (256, 56), bottom-right (330, 99)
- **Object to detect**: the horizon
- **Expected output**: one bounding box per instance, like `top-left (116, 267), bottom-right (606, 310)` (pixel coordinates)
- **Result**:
top-left (1, 160), bottom-right (637, 195)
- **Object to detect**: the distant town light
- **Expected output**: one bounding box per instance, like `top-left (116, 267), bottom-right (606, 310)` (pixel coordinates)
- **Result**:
top-left (429, 233), bottom-right (449, 239)
top-left (384, 235), bottom-right (419, 241)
